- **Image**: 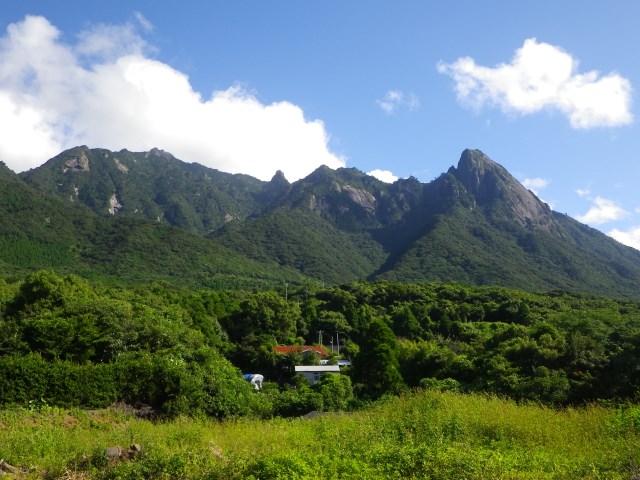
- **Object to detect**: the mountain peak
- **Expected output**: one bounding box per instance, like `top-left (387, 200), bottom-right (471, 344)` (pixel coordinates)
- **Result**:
top-left (451, 149), bottom-right (555, 231)
top-left (263, 169), bottom-right (291, 198)
top-left (459, 148), bottom-right (496, 168)
top-left (453, 149), bottom-right (505, 193)
top-left (149, 147), bottom-right (176, 160)
top-left (270, 170), bottom-right (289, 185)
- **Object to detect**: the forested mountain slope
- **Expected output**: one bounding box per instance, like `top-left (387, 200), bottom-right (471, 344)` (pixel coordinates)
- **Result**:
top-left (1, 157), bottom-right (302, 286)
top-left (10, 147), bottom-right (640, 298)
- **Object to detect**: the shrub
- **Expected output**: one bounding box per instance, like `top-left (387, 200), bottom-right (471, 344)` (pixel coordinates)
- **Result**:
top-left (0, 353), bottom-right (120, 408)
top-left (315, 373), bottom-right (354, 411)
top-left (419, 377), bottom-right (461, 392)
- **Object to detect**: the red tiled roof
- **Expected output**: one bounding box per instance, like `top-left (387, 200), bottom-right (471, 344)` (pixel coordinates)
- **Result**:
top-left (274, 345), bottom-right (328, 357)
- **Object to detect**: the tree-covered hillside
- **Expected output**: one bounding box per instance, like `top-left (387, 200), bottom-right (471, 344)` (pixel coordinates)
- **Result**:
top-left (8, 147), bottom-right (640, 298)
top-left (20, 146), bottom-right (266, 234)
top-left (3, 271), bottom-right (640, 417)
top-left (0, 161), bottom-right (304, 287)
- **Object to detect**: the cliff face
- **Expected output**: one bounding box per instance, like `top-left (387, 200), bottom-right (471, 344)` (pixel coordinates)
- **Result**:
top-left (451, 149), bottom-right (556, 231)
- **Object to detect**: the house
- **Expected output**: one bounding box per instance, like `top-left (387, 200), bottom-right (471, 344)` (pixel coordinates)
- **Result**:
top-left (320, 359), bottom-right (351, 367)
top-left (274, 345), bottom-right (329, 358)
top-left (294, 365), bottom-right (340, 385)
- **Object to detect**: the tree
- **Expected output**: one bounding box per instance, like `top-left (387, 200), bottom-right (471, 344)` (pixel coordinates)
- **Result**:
top-left (228, 291), bottom-right (300, 343)
top-left (390, 303), bottom-right (424, 340)
top-left (315, 373), bottom-right (354, 411)
top-left (352, 318), bottom-right (403, 398)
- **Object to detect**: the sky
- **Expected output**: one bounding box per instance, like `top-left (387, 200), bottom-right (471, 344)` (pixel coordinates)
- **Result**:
top-left (2, 1), bottom-right (640, 249)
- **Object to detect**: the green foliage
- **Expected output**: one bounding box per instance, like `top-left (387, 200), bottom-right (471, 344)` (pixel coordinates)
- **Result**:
top-left (5, 146), bottom-right (640, 298)
top-left (316, 373), bottom-right (354, 411)
top-left (352, 319), bottom-right (403, 398)
top-left (4, 270), bottom-right (640, 415)
top-left (269, 384), bottom-right (324, 417)
top-left (0, 353), bottom-right (120, 408)
top-left (230, 291), bottom-right (301, 343)
top-left (2, 390), bottom-right (639, 479)
top-left (419, 377), bottom-right (461, 392)
top-left (0, 271), bottom-right (255, 417)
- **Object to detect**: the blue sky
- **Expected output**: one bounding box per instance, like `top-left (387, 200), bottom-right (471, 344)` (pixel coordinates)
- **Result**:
top-left (2, 1), bottom-right (640, 248)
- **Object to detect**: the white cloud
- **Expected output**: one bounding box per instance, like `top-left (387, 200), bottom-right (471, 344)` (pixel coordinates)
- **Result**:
top-left (0, 15), bottom-right (345, 181)
top-left (521, 177), bottom-right (548, 195)
top-left (609, 226), bottom-right (640, 251)
top-left (75, 20), bottom-right (151, 60)
top-left (576, 196), bottom-right (628, 225)
top-left (376, 89), bottom-right (420, 114)
top-left (367, 169), bottom-right (398, 183)
top-left (576, 188), bottom-right (590, 197)
top-left (133, 12), bottom-right (154, 33)
top-left (437, 38), bottom-right (633, 129)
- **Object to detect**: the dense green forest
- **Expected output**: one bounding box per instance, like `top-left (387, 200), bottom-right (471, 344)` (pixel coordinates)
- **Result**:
top-left (3, 270), bottom-right (640, 418)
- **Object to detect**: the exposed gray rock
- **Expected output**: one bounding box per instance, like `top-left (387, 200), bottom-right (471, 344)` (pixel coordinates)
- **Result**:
top-left (452, 149), bottom-right (556, 232)
top-left (105, 444), bottom-right (143, 462)
top-left (107, 194), bottom-right (123, 215)
top-left (343, 185), bottom-right (376, 211)
top-left (105, 446), bottom-right (122, 459)
top-left (114, 158), bottom-right (129, 173)
top-left (0, 459), bottom-right (19, 474)
top-left (63, 151), bottom-right (90, 173)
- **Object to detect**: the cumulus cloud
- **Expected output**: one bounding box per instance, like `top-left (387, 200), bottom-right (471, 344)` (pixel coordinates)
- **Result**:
top-left (0, 15), bottom-right (345, 180)
top-left (576, 196), bottom-right (628, 225)
top-left (609, 226), bottom-right (640, 251)
top-left (367, 169), bottom-right (398, 183)
top-left (576, 188), bottom-right (590, 197)
top-left (75, 16), bottom-right (152, 60)
top-left (521, 177), bottom-right (549, 195)
top-left (376, 89), bottom-right (420, 114)
top-left (437, 38), bottom-right (633, 129)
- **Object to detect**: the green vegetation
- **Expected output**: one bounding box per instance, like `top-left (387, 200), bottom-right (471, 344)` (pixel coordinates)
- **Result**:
top-left (1, 390), bottom-right (639, 479)
top-left (20, 147), bottom-right (266, 235)
top-left (2, 272), bottom-right (640, 477)
top-left (10, 145), bottom-right (640, 298)
top-left (5, 146), bottom-right (640, 476)
top-left (3, 272), bottom-right (640, 415)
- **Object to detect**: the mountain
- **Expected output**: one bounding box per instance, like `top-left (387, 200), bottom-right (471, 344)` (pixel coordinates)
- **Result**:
top-left (20, 146), bottom-right (267, 234)
top-left (11, 147), bottom-right (640, 298)
top-left (376, 150), bottom-right (640, 297)
top-left (0, 156), bottom-right (302, 286)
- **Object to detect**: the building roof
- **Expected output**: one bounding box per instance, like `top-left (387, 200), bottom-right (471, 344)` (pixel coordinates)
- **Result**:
top-left (294, 365), bottom-right (340, 373)
top-left (274, 345), bottom-right (328, 357)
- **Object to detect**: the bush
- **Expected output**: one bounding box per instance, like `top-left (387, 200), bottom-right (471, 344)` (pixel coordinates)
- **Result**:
top-left (270, 385), bottom-right (324, 417)
top-left (419, 377), bottom-right (461, 392)
top-left (315, 373), bottom-right (354, 411)
top-left (117, 347), bottom-right (256, 418)
top-left (0, 353), bottom-right (119, 408)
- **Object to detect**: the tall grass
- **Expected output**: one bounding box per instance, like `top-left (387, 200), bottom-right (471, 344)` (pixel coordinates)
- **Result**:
top-left (2, 391), bottom-right (639, 479)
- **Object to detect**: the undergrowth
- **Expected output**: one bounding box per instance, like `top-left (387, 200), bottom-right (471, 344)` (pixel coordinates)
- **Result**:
top-left (1, 390), bottom-right (639, 479)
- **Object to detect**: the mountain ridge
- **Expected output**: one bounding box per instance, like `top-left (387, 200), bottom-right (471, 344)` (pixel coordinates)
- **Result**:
top-left (7, 146), bottom-right (640, 298)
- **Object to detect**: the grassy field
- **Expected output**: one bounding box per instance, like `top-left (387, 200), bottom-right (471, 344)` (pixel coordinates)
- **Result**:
top-left (2, 390), bottom-right (640, 479)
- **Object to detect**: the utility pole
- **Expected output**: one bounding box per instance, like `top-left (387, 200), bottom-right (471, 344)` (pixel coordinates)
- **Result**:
top-left (318, 330), bottom-right (323, 347)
